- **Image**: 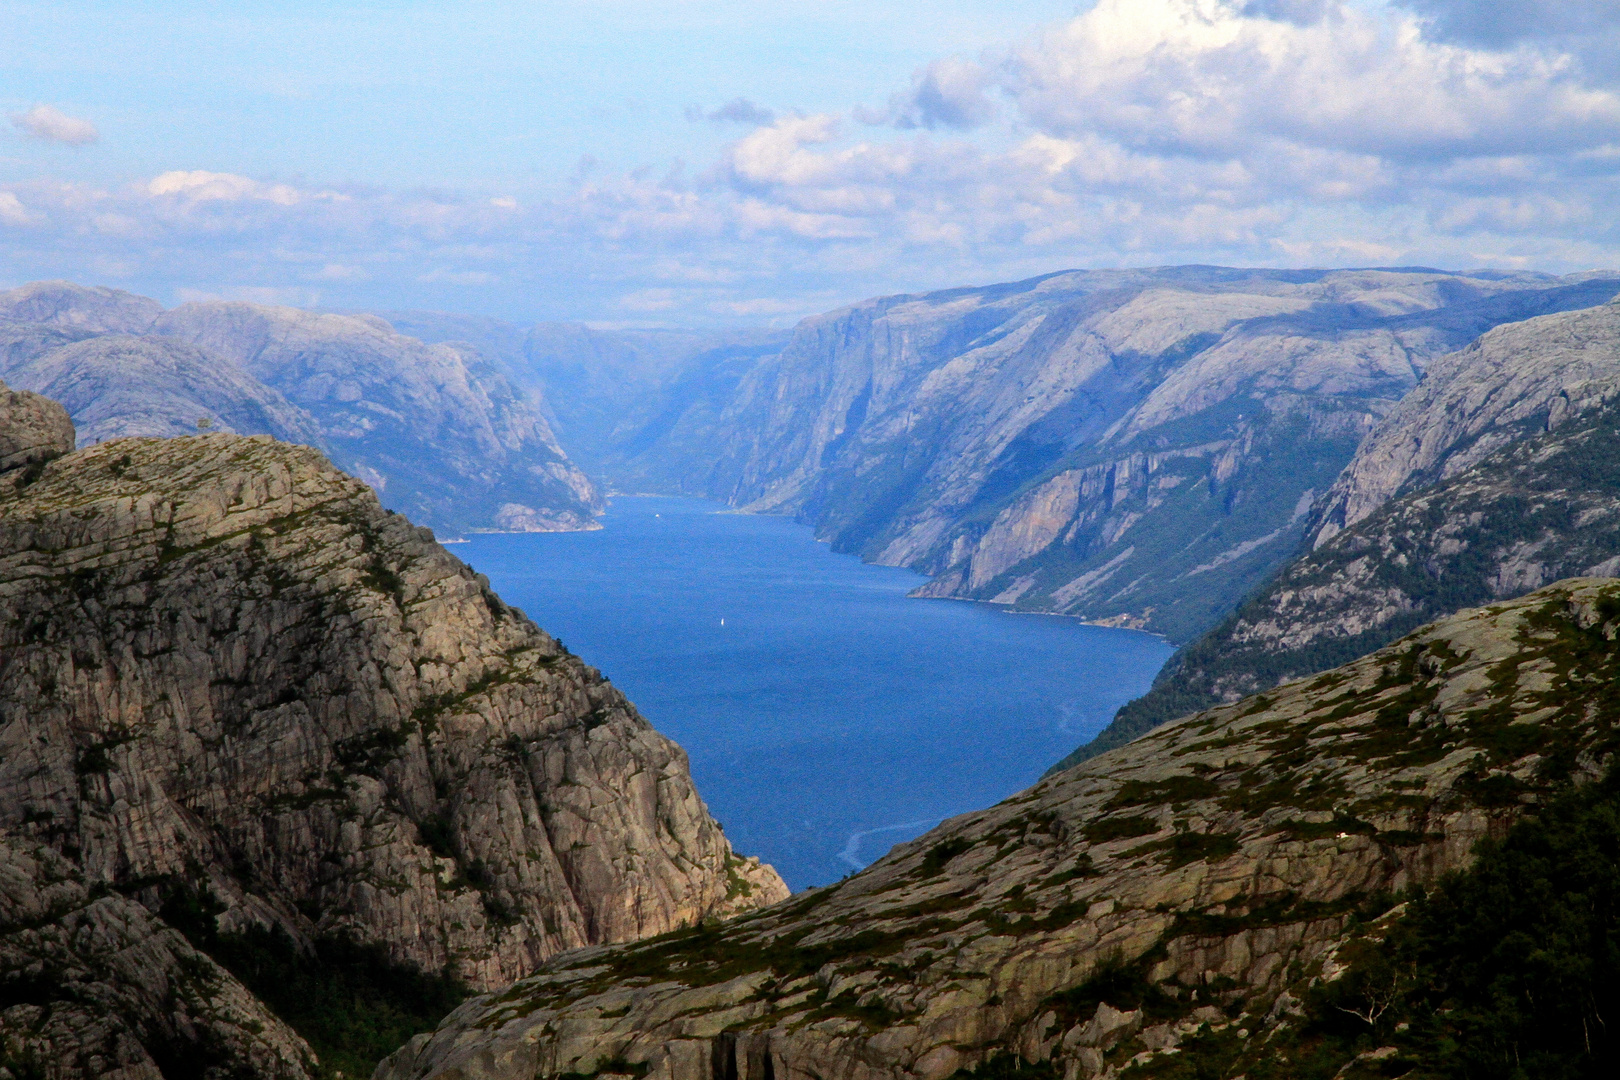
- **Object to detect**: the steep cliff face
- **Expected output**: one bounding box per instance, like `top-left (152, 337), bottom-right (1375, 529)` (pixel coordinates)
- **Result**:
top-left (1311, 296), bottom-right (1620, 547)
top-left (1052, 400), bottom-right (1620, 772)
top-left (610, 267), bottom-right (1620, 642)
top-left (379, 578), bottom-right (1620, 1080)
top-left (0, 837), bottom-right (316, 1080)
top-left (0, 283), bottom-right (602, 535)
top-left (1050, 297), bottom-right (1620, 770)
top-left (0, 389), bottom-right (786, 1076)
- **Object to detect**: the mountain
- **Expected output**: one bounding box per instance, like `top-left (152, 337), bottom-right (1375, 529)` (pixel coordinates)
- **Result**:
top-left (591, 267), bottom-right (1620, 642)
top-left (153, 302), bottom-right (605, 533)
top-left (0, 282), bottom-right (602, 534)
top-left (1054, 296), bottom-right (1620, 769)
top-left (378, 576), bottom-right (1620, 1080)
top-left (0, 386), bottom-right (785, 1079)
top-left (0, 279), bottom-right (164, 333)
top-left (1, 332), bottom-right (323, 445)
top-left (1311, 294), bottom-right (1620, 546)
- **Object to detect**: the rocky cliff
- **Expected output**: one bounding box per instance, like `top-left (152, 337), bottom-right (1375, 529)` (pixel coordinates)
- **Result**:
top-left (0, 282), bottom-right (601, 535)
top-left (1052, 296), bottom-right (1620, 770)
top-left (1052, 398), bottom-right (1620, 772)
top-left (0, 387), bottom-right (785, 1077)
top-left (1311, 295), bottom-right (1620, 546)
top-left (596, 267), bottom-right (1620, 642)
top-left (377, 576), bottom-right (1620, 1080)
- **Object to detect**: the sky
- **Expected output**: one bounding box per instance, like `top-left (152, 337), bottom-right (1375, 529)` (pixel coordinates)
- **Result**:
top-left (3, 0), bottom-right (1619, 326)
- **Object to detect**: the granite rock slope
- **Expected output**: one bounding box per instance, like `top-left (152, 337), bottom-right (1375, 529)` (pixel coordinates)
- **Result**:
top-left (0, 384), bottom-right (73, 475)
top-left (616, 267), bottom-right (1620, 642)
top-left (0, 389), bottom-right (785, 1074)
top-left (1052, 398), bottom-right (1620, 771)
top-left (378, 577), bottom-right (1620, 1080)
top-left (1311, 295), bottom-right (1620, 546)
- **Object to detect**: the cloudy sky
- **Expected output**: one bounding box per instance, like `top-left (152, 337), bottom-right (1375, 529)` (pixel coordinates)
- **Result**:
top-left (3, 0), bottom-right (1619, 325)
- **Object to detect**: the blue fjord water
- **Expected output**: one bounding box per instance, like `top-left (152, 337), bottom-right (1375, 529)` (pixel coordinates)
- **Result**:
top-left (462, 496), bottom-right (1174, 890)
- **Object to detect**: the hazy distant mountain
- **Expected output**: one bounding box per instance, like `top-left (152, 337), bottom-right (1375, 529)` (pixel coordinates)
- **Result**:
top-left (595, 266), bottom-right (1620, 642)
top-left (382, 311), bottom-right (787, 480)
top-left (0, 280), bottom-right (163, 334)
top-left (0, 283), bottom-right (601, 534)
top-left (3, 332), bottom-right (322, 445)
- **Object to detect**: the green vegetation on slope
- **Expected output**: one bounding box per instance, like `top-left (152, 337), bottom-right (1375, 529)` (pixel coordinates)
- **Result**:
top-left (1050, 400), bottom-right (1620, 774)
top-left (1127, 765), bottom-right (1620, 1080)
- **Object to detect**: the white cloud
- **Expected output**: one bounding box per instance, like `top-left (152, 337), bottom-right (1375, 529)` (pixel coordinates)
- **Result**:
top-left (9, 105), bottom-right (99, 146)
top-left (883, 57), bottom-right (999, 130)
top-left (996, 0), bottom-right (1620, 161)
top-left (0, 1), bottom-right (1616, 325)
top-left (148, 171), bottom-right (304, 205)
top-left (0, 192), bottom-right (35, 225)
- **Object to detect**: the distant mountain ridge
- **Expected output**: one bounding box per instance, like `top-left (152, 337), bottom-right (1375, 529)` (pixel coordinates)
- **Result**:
top-left (380, 267), bottom-right (1620, 643)
top-left (0, 281), bottom-right (601, 534)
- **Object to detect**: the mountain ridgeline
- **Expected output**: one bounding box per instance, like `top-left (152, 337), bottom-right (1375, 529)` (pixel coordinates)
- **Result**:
top-left (405, 267), bottom-right (1620, 644)
top-left (1056, 294), bottom-right (1620, 769)
top-left (0, 385), bottom-right (785, 1079)
top-left (0, 282), bottom-right (602, 534)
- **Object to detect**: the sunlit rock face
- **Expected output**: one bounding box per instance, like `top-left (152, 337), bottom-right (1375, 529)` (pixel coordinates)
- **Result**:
top-left (1059, 294), bottom-right (1620, 769)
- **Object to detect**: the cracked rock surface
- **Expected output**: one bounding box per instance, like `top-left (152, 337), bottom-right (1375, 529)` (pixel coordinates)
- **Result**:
top-left (0, 386), bottom-right (786, 1077)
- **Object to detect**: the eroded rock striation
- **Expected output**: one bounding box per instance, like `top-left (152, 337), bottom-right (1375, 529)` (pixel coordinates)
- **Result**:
top-left (0, 388), bottom-right (785, 1076)
top-left (378, 577), bottom-right (1620, 1080)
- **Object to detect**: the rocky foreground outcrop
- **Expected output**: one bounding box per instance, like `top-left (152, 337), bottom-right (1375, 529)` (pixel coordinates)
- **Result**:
top-left (378, 577), bottom-right (1620, 1080)
top-left (0, 388), bottom-right (785, 1077)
